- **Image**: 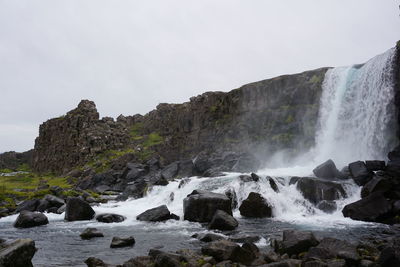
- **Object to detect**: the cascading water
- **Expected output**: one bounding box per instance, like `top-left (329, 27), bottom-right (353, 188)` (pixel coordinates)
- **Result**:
top-left (313, 48), bottom-right (397, 166)
top-left (0, 48), bottom-right (398, 266)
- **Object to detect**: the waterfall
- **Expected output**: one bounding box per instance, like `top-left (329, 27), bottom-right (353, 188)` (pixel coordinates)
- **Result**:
top-left (313, 48), bottom-right (397, 166)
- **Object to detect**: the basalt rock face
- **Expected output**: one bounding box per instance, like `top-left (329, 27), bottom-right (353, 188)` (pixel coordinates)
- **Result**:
top-left (32, 68), bottom-right (328, 174)
top-left (0, 150), bottom-right (33, 170)
top-left (32, 100), bottom-right (132, 173)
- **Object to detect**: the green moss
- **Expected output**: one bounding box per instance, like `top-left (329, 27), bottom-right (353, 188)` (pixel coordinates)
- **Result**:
top-left (271, 133), bottom-right (293, 144)
top-left (209, 105), bottom-right (218, 112)
top-left (143, 133), bottom-right (164, 148)
top-left (285, 114), bottom-right (294, 123)
top-left (130, 122), bottom-right (144, 140)
top-left (310, 74), bottom-right (322, 84)
top-left (0, 169), bottom-right (14, 173)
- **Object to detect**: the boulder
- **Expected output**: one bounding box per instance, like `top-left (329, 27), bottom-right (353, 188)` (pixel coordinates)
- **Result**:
top-left (13, 211), bottom-right (48, 228)
top-left (342, 192), bottom-right (393, 223)
top-left (238, 173), bottom-right (259, 183)
top-left (123, 163), bottom-right (146, 182)
top-left (64, 197), bottom-right (95, 221)
top-left (153, 252), bottom-right (182, 267)
top-left (183, 190), bottom-right (232, 222)
top-left (316, 200), bottom-right (337, 213)
top-left (385, 160), bottom-right (400, 177)
top-left (197, 233), bottom-right (225, 242)
top-left (0, 239), bottom-right (36, 267)
top-left (309, 237), bottom-right (360, 265)
top-left (80, 228), bottom-right (104, 239)
top-left (136, 205), bottom-right (173, 222)
top-left (201, 240), bottom-right (239, 262)
top-left (360, 176), bottom-right (392, 198)
top-left (84, 257), bottom-right (110, 267)
top-left (239, 192), bottom-right (272, 218)
top-left (110, 236), bottom-right (135, 248)
top-left (312, 159), bottom-right (339, 179)
top-left (96, 213), bottom-right (125, 223)
top-left (268, 177), bottom-right (280, 192)
top-left (36, 199), bottom-right (49, 212)
top-left (276, 230), bottom-right (318, 256)
top-left (224, 188), bottom-right (238, 209)
top-left (43, 194), bottom-right (64, 208)
top-left (122, 256), bottom-right (154, 267)
top-left (295, 177), bottom-right (347, 205)
top-left (208, 210), bottom-right (238, 231)
top-left (228, 235), bottom-right (260, 243)
top-left (153, 177), bottom-right (169, 186)
top-left (365, 160), bottom-right (386, 172)
top-left (377, 246), bottom-right (400, 267)
top-left (161, 162), bottom-right (179, 180)
top-left (348, 161), bottom-right (373, 186)
top-left (15, 199), bottom-right (40, 213)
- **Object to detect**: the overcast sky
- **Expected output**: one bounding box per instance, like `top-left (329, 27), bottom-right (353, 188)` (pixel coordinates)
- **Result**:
top-left (0, 0), bottom-right (399, 152)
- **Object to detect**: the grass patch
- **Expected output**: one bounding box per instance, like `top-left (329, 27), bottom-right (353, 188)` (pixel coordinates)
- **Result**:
top-left (143, 133), bottom-right (164, 148)
top-left (130, 122), bottom-right (144, 140)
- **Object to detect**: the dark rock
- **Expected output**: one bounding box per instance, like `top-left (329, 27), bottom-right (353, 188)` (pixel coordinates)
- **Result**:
top-left (313, 237), bottom-right (359, 265)
top-left (64, 197), bottom-right (95, 221)
top-left (208, 210), bottom-right (238, 231)
top-left (14, 211), bottom-right (49, 228)
top-left (277, 230), bottom-right (319, 256)
top-left (296, 177), bottom-right (347, 205)
top-left (251, 173), bottom-right (261, 181)
top-left (238, 174), bottom-right (259, 183)
top-left (43, 194), bottom-right (64, 208)
top-left (136, 205), bottom-right (173, 222)
top-left (268, 176), bottom-right (280, 192)
top-left (201, 240), bottom-right (239, 262)
top-left (230, 243), bottom-right (258, 265)
top-left (80, 228), bottom-right (104, 240)
top-left (198, 233), bottom-right (225, 242)
top-left (348, 161), bottom-right (373, 186)
top-left (312, 159), bottom-right (339, 179)
top-left (0, 238), bottom-right (37, 267)
top-left (361, 176), bottom-right (392, 198)
top-left (385, 160), bottom-right (400, 177)
top-left (264, 251), bottom-right (280, 263)
top-left (123, 163), bottom-right (146, 182)
top-left (122, 256), bottom-right (154, 267)
top-left (84, 257), bottom-right (110, 267)
top-left (377, 246), bottom-right (400, 267)
top-left (36, 199), bottom-right (49, 212)
top-left (289, 177), bottom-right (301, 185)
top-left (177, 160), bottom-right (194, 178)
top-left (153, 177), bottom-right (169, 186)
top-left (263, 259), bottom-right (302, 267)
top-left (183, 190), bottom-right (232, 222)
top-left (302, 260), bottom-right (327, 267)
top-left (388, 146), bottom-right (400, 161)
top-left (15, 199), bottom-right (40, 213)
top-left (110, 236), bottom-right (135, 248)
top-left (365, 160), bottom-right (386, 171)
top-left (342, 192), bottom-right (393, 223)
top-left (239, 192), bottom-right (272, 218)
top-left (178, 178), bottom-right (190, 189)
top-left (96, 213), bottom-right (125, 223)
top-left (224, 188), bottom-right (238, 209)
top-left (316, 200), bottom-right (337, 213)
top-left (161, 162), bottom-right (179, 180)
top-left (169, 213), bottom-right (180, 220)
top-left (57, 204), bottom-right (66, 214)
top-left (229, 235), bottom-right (260, 244)
top-left (153, 251), bottom-right (183, 267)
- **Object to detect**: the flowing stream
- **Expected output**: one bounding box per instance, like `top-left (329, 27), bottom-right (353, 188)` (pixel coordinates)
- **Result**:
top-left (0, 48), bottom-right (398, 266)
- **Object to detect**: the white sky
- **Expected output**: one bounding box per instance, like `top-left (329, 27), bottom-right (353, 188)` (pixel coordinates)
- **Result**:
top-left (0, 0), bottom-right (399, 152)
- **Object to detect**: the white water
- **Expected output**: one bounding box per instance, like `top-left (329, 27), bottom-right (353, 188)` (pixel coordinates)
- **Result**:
top-left (313, 48), bottom-right (397, 166)
top-left (1, 49), bottom-right (396, 233)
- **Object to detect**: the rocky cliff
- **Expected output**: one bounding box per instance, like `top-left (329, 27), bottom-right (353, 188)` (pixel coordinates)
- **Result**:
top-left (32, 68), bottom-right (328, 174)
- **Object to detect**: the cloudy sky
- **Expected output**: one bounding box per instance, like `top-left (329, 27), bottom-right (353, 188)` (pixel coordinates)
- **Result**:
top-left (0, 0), bottom-right (399, 152)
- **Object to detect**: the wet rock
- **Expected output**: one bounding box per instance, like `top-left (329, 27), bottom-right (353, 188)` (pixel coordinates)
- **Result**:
top-left (312, 159), bottom-right (339, 179)
top-left (44, 194), bottom-right (64, 208)
top-left (268, 177), bottom-right (280, 192)
top-left (208, 210), bottom-right (238, 231)
top-left (238, 173), bottom-right (259, 183)
top-left (14, 211), bottom-right (49, 228)
top-left (84, 257), bottom-right (111, 267)
top-left (64, 197), bottom-right (95, 221)
top-left (312, 237), bottom-right (360, 265)
top-left (169, 213), bottom-right (180, 220)
top-left (263, 259), bottom-right (302, 267)
top-left (15, 199), bottom-right (40, 213)
top-left (178, 178), bottom-right (190, 189)
top-left (361, 176), bottom-right (392, 198)
top-left (385, 160), bottom-right (400, 177)
top-left (348, 161), bottom-right (373, 186)
top-left (110, 236), bottom-right (135, 248)
top-left (229, 235), bottom-right (260, 244)
top-left (183, 190), bottom-right (232, 223)
top-left (302, 260), bottom-right (327, 267)
top-left (201, 240), bottom-right (239, 262)
top-left (0, 238), bottom-right (37, 267)
top-left (377, 246), bottom-right (400, 267)
top-left (136, 205), bottom-right (173, 222)
top-left (153, 177), bottom-right (169, 186)
top-left (365, 160), bottom-right (386, 172)
top-left (224, 188), bottom-right (238, 209)
top-left (36, 199), bottom-right (49, 212)
top-left (276, 230), bottom-right (319, 256)
top-left (57, 204), bottom-right (66, 214)
top-left (161, 162), bottom-right (179, 180)
top-left (123, 163), bottom-right (146, 182)
top-left (316, 200), bottom-right (337, 213)
top-left (239, 192), bottom-right (272, 218)
top-left (153, 251), bottom-right (182, 267)
top-left (197, 233), bottom-right (226, 242)
top-left (342, 192), bottom-right (393, 223)
top-left (80, 228), bottom-right (104, 240)
top-left (296, 177), bottom-right (346, 205)
top-left (122, 256), bottom-right (154, 267)
top-left (177, 160), bottom-right (194, 178)
top-left (264, 251), bottom-right (280, 263)
top-left (96, 213), bottom-right (125, 223)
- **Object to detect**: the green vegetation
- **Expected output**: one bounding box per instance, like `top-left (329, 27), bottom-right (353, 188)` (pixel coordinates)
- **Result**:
top-left (310, 74), bottom-right (322, 84)
top-left (130, 122), bottom-right (144, 140)
top-left (0, 172), bottom-right (73, 209)
top-left (285, 114), bottom-right (294, 123)
top-left (0, 168), bottom-right (13, 173)
top-left (144, 132), bottom-right (164, 147)
top-left (86, 148), bottom-right (135, 173)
